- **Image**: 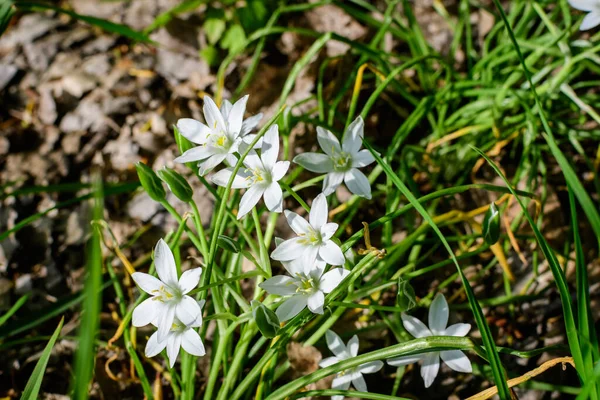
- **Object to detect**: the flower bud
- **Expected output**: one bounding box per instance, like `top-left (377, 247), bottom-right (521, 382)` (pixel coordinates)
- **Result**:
top-left (397, 278), bottom-right (416, 312)
top-left (158, 167), bottom-right (193, 203)
top-left (136, 162), bottom-right (166, 202)
top-left (251, 300), bottom-right (280, 338)
top-left (217, 235), bottom-right (240, 253)
top-left (482, 202), bottom-right (501, 245)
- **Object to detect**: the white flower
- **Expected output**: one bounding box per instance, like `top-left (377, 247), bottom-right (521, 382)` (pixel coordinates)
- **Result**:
top-left (259, 258), bottom-right (349, 321)
top-left (319, 330), bottom-right (383, 400)
top-left (569, 0), bottom-right (600, 30)
top-left (270, 193), bottom-right (345, 266)
top-left (145, 301), bottom-right (206, 368)
top-left (211, 124), bottom-right (289, 219)
top-left (387, 293), bottom-right (472, 388)
top-left (293, 117), bottom-right (375, 199)
top-left (131, 239), bottom-right (203, 342)
top-left (174, 95), bottom-right (263, 175)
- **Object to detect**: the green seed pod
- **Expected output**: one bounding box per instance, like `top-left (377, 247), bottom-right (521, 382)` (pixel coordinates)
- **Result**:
top-left (135, 162), bottom-right (166, 202)
top-left (158, 167), bottom-right (194, 203)
top-left (217, 235), bottom-right (240, 253)
top-left (482, 202), bottom-right (501, 245)
top-left (251, 300), bottom-right (280, 338)
top-left (397, 277), bottom-right (417, 312)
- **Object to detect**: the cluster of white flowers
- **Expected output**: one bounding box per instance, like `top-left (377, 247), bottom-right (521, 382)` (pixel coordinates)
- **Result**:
top-left (130, 94), bottom-right (473, 395)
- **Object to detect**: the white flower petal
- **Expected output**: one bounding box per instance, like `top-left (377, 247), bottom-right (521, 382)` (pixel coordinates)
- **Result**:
top-left (271, 237), bottom-right (306, 261)
top-left (319, 268), bottom-right (349, 293)
top-left (275, 295), bottom-right (307, 321)
top-left (357, 360), bottom-right (383, 374)
top-left (174, 146), bottom-right (212, 164)
top-left (326, 330), bottom-right (350, 359)
top-left (342, 116), bottom-right (364, 154)
top-left (332, 373), bottom-right (352, 393)
top-left (323, 171), bottom-right (344, 196)
top-left (181, 329), bottom-right (206, 356)
top-left (241, 133), bottom-right (263, 148)
top-left (259, 275), bottom-right (298, 296)
top-left (154, 239), bottom-right (178, 287)
top-left (347, 335), bottom-right (359, 357)
top-left (569, 0), bottom-right (596, 12)
top-left (309, 193), bottom-right (328, 229)
top-left (318, 241), bottom-right (345, 266)
top-left (293, 153), bottom-right (334, 173)
top-left (178, 267), bottom-right (202, 294)
top-left (302, 244), bottom-right (320, 268)
top-left (261, 124), bottom-right (279, 170)
top-left (440, 350), bottom-right (472, 373)
top-left (444, 323), bottom-right (471, 337)
top-left (352, 371), bottom-right (368, 392)
top-left (211, 168), bottom-right (249, 189)
top-left (429, 293), bottom-right (449, 334)
top-left (203, 96), bottom-right (226, 132)
top-left (401, 313), bottom-right (432, 338)
top-left (237, 184), bottom-right (265, 219)
top-left (220, 99), bottom-right (232, 120)
top-left (264, 182), bottom-right (283, 213)
top-left (272, 161), bottom-right (289, 182)
top-left (131, 272), bottom-right (163, 294)
top-left (284, 210), bottom-right (311, 235)
top-left (228, 95), bottom-right (248, 134)
top-left (176, 296), bottom-right (201, 326)
top-left (242, 150), bottom-right (263, 171)
top-left (317, 127), bottom-right (342, 156)
top-left (307, 290), bottom-right (324, 314)
top-left (344, 169), bottom-right (371, 199)
top-left (225, 153), bottom-right (238, 166)
top-left (176, 119), bottom-right (210, 145)
top-left (281, 258), bottom-right (304, 276)
top-left (580, 11), bottom-right (600, 30)
top-left (157, 305), bottom-right (176, 342)
top-left (145, 331), bottom-right (167, 357)
top-left (166, 333), bottom-right (183, 368)
top-left (198, 153), bottom-right (227, 176)
top-left (132, 297), bottom-right (162, 327)
top-left (421, 352), bottom-right (440, 388)
top-left (352, 149), bottom-right (376, 168)
top-left (240, 113), bottom-right (263, 136)
top-left (319, 356), bottom-right (340, 368)
top-left (387, 354), bottom-right (423, 367)
top-left (321, 222), bottom-right (338, 240)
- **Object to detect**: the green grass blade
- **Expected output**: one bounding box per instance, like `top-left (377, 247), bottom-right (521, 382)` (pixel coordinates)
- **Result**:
top-left (0, 294), bottom-right (28, 327)
top-left (362, 141), bottom-right (511, 399)
top-left (71, 176), bottom-right (103, 400)
top-left (19, 317), bottom-right (64, 400)
top-left (0, 0), bottom-right (15, 36)
top-left (491, 0), bottom-right (600, 245)
top-left (16, 2), bottom-right (154, 43)
top-left (143, 0), bottom-right (207, 34)
top-left (472, 146), bottom-right (588, 391)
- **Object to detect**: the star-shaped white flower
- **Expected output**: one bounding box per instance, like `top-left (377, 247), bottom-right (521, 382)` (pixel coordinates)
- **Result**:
top-left (293, 116), bottom-right (375, 199)
top-left (145, 300), bottom-right (206, 368)
top-left (259, 258), bottom-right (349, 321)
top-left (319, 330), bottom-right (383, 400)
top-left (174, 95), bottom-right (263, 175)
top-left (131, 239), bottom-right (203, 342)
top-left (211, 124), bottom-right (289, 219)
top-left (387, 293), bottom-right (472, 388)
top-left (270, 193), bottom-right (345, 266)
top-left (569, 0), bottom-right (600, 30)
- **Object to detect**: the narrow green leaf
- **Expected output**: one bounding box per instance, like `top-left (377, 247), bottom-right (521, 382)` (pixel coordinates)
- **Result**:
top-left (20, 317), bottom-right (64, 400)
top-left (396, 278), bottom-right (416, 312)
top-left (72, 177), bottom-right (103, 400)
top-left (16, 2), bottom-right (154, 43)
top-left (217, 234), bottom-right (241, 253)
top-left (0, 294), bottom-right (28, 327)
top-left (0, 0), bottom-right (15, 36)
top-left (363, 141), bottom-right (511, 399)
top-left (482, 202), bottom-right (501, 245)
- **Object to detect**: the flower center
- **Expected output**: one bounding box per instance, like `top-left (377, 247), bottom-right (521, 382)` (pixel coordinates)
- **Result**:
top-left (246, 167), bottom-right (271, 186)
top-left (298, 227), bottom-right (322, 246)
top-left (151, 285), bottom-right (180, 303)
top-left (331, 151), bottom-right (351, 171)
top-left (294, 274), bottom-right (317, 294)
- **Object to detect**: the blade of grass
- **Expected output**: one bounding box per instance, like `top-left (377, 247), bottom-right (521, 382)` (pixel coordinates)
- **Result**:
top-left (19, 317), bottom-right (64, 400)
top-left (472, 146), bottom-right (589, 394)
top-left (17, 2), bottom-right (154, 43)
top-left (491, 0), bottom-right (600, 246)
top-left (362, 141), bottom-right (511, 399)
top-left (71, 176), bottom-right (103, 400)
top-left (0, 294), bottom-right (28, 327)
